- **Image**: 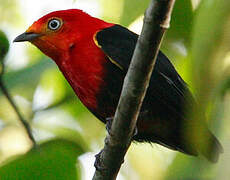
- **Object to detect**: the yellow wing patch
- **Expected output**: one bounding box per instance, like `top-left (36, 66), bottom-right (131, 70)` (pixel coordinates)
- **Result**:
top-left (107, 57), bottom-right (123, 70)
top-left (93, 32), bottom-right (124, 70)
top-left (93, 32), bottom-right (102, 48)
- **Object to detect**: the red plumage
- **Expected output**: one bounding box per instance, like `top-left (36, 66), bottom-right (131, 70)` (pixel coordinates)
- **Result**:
top-left (14, 9), bottom-right (223, 163)
top-left (28, 10), bottom-right (113, 110)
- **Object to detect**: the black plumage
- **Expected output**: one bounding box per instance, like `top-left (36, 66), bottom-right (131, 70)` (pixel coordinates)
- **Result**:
top-left (94, 25), bottom-right (223, 162)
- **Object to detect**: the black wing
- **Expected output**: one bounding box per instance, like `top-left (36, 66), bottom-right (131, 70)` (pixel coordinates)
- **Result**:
top-left (94, 25), bottom-right (224, 161)
top-left (94, 24), bottom-right (192, 117)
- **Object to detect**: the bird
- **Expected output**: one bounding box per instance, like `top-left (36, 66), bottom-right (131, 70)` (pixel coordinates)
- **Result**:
top-left (14, 9), bottom-right (223, 162)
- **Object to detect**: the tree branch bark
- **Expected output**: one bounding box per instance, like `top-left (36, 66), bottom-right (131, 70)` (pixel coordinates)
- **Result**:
top-left (93, 0), bottom-right (176, 179)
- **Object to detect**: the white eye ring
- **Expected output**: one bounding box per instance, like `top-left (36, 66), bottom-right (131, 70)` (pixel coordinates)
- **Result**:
top-left (48, 19), bottom-right (61, 30)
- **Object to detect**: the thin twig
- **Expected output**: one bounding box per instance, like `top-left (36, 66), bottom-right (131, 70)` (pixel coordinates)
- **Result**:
top-left (0, 64), bottom-right (36, 146)
top-left (93, 0), bottom-right (176, 179)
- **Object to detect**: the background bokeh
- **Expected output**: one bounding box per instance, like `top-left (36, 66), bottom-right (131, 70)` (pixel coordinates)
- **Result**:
top-left (0, 0), bottom-right (230, 179)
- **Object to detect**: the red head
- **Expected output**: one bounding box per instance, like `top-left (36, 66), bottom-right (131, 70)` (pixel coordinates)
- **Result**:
top-left (14, 9), bottom-right (114, 109)
top-left (14, 9), bottom-right (112, 60)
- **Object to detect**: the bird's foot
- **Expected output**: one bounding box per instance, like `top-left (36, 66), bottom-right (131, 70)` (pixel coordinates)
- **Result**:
top-left (94, 150), bottom-right (106, 171)
top-left (105, 116), bottom-right (138, 137)
top-left (105, 117), bottom-right (113, 135)
top-left (133, 126), bottom-right (138, 137)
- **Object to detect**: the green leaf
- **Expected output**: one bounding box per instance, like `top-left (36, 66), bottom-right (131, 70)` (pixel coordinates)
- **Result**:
top-left (120, 0), bottom-right (150, 26)
top-left (0, 30), bottom-right (9, 61)
top-left (0, 59), bottom-right (55, 99)
top-left (34, 122), bottom-right (89, 152)
top-left (165, 0), bottom-right (194, 47)
top-left (0, 139), bottom-right (84, 180)
top-left (160, 0), bottom-right (194, 60)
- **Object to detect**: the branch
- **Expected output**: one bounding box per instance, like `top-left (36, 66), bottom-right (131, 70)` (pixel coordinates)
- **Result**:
top-left (0, 61), bottom-right (36, 147)
top-left (93, 0), bottom-right (176, 179)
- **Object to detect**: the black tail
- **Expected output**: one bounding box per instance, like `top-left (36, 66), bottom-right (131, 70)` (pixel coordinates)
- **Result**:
top-left (157, 129), bottom-right (223, 163)
top-left (177, 130), bottom-right (223, 163)
top-left (198, 131), bottom-right (223, 163)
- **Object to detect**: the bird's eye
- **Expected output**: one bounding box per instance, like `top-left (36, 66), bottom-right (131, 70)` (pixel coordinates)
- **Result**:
top-left (48, 19), bottom-right (62, 30)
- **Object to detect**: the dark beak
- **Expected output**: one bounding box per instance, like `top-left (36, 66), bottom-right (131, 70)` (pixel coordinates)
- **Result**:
top-left (13, 32), bottom-right (41, 42)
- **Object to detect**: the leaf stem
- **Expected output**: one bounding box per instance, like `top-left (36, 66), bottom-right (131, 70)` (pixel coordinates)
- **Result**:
top-left (0, 70), bottom-right (36, 146)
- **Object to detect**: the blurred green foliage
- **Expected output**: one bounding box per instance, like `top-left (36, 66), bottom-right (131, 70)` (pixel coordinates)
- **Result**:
top-left (165, 0), bottom-right (193, 47)
top-left (0, 0), bottom-right (229, 179)
top-left (120, 0), bottom-right (150, 26)
top-left (0, 31), bottom-right (9, 62)
top-left (1, 59), bottom-right (55, 99)
top-left (0, 0), bottom-right (23, 26)
top-left (0, 139), bottom-right (84, 180)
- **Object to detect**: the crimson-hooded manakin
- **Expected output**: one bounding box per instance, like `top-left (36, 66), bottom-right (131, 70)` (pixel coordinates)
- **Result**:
top-left (14, 9), bottom-right (223, 163)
